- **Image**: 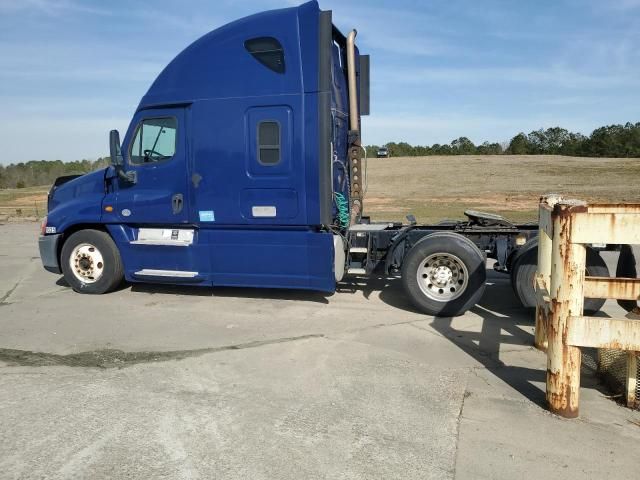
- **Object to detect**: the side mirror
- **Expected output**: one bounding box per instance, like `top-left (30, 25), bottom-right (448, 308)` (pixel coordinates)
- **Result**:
top-left (109, 130), bottom-right (124, 167)
top-left (109, 129), bottom-right (136, 184)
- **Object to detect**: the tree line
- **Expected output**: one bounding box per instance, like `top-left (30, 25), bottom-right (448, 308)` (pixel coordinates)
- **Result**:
top-left (366, 122), bottom-right (640, 158)
top-left (0, 122), bottom-right (638, 189)
top-left (0, 158), bottom-right (110, 189)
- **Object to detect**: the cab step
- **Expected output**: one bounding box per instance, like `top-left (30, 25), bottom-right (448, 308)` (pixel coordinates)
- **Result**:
top-left (134, 269), bottom-right (198, 278)
top-left (130, 240), bottom-right (190, 247)
top-left (346, 267), bottom-right (367, 275)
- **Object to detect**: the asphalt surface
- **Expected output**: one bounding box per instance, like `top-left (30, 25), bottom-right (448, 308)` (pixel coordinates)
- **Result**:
top-left (1, 222), bottom-right (639, 479)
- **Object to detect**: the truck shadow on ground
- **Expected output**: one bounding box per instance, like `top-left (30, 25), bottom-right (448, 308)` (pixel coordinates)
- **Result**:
top-left (56, 276), bottom-right (333, 303)
top-left (433, 282), bottom-right (548, 407)
top-left (129, 282), bottom-right (333, 304)
top-left (366, 269), bottom-right (604, 408)
top-left (349, 271), bottom-right (544, 406)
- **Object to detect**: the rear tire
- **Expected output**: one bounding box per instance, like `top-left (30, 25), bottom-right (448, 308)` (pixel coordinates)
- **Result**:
top-left (616, 245), bottom-right (639, 312)
top-left (61, 229), bottom-right (124, 294)
top-left (511, 243), bottom-right (609, 315)
top-left (401, 232), bottom-right (487, 316)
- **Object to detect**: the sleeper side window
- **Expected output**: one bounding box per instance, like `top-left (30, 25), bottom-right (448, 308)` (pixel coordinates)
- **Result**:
top-left (129, 117), bottom-right (177, 165)
top-left (244, 37), bottom-right (285, 74)
top-left (258, 121), bottom-right (281, 166)
top-left (245, 106), bottom-right (291, 177)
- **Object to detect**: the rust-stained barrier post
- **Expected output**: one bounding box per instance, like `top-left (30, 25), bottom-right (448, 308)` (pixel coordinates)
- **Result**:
top-left (535, 197), bottom-right (640, 417)
top-left (546, 201), bottom-right (587, 418)
top-left (535, 194), bottom-right (562, 351)
top-left (627, 353), bottom-right (638, 408)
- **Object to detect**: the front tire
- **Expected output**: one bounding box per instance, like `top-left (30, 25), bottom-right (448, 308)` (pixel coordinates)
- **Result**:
top-left (401, 232), bottom-right (487, 316)
top-left (60, 229), bottom-right (124, 294)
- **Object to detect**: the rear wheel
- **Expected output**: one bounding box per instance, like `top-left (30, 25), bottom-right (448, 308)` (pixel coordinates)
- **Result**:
top-left (511, 242), bottom-right (609, 314)
top-left (401, 233), bottom-right (487, 316)
top-left (61, 229), bottom-right (124, 294)
top-left (616, 245), bottom-right (639, 313)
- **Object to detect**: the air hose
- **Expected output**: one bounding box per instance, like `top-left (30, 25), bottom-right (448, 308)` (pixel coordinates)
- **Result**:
top-left (334, 192), bottom-right (350, 229)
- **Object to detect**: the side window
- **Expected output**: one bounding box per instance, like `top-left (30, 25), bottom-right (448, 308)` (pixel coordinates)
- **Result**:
top-left (244, 37), bottom-right (285, 74)
top-left (258, 121), bottom-right (281, 166)
top-left (129, 117), bottom-right (177, 165)
top-left (245, 106), bottom-right (291, 177)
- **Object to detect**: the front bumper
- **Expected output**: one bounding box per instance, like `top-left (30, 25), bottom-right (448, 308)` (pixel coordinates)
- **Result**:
top-left (38, 234), bottom-right (62, 274)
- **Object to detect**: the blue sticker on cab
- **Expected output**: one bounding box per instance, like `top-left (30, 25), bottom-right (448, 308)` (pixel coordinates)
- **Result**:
top-left (199, 210), bottom-right (215, 222)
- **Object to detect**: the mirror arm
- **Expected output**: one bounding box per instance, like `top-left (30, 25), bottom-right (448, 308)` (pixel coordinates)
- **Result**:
top-left (115, 166), bottom-right (137, 184)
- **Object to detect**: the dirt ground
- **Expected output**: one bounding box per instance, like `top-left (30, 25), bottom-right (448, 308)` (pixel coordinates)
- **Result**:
top-left (364, 155), bottom-right (640, 223)
top-left (1, 155), bottom-right (639, 223)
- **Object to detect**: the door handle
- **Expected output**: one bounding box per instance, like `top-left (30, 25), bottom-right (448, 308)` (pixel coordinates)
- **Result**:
top-left (172, 193), bottom-right (184, 214)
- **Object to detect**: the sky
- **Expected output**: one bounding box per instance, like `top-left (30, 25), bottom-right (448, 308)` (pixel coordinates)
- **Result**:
top-left (0, 0), bottom-right (639, 164)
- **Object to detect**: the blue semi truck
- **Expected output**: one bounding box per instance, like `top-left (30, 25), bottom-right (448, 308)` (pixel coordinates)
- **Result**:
top-left (38, 1), bottom-right (609, 316)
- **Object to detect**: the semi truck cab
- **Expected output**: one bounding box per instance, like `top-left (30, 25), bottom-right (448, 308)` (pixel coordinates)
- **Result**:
top-left (38, 1), bottom-right (609, 317)
top-left (40, 1), bottom-right (364, 294)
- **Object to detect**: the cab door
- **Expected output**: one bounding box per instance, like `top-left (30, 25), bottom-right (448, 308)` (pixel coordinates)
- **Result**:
top-left (116, 107), bottom-right (189, 224)
top-left (190, 100), bottom-right (302, 226)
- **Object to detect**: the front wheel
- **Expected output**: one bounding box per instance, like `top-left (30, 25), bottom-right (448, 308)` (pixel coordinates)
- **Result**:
top-left (401, 232), bottom-right (487, 316)
top-left (60, 229), bottom-right (124, 294)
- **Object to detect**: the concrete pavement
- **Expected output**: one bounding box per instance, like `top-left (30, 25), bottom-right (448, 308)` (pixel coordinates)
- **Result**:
top-left (0, 222), bottom-right (639, 479)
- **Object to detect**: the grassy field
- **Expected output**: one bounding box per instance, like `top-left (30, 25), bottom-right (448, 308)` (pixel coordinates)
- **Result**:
top-left (1, 155), bottom-right (639, 222)
top-left (0, 185), bottom-right (49, 219)
top-left (365, 155), bottom-right (640, 223)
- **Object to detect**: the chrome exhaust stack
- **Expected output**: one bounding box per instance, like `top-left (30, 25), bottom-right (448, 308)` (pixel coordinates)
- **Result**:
top-left (346, 29), bottom-right (363, 223)
top-left (346, 29), bottom-right (359, 132)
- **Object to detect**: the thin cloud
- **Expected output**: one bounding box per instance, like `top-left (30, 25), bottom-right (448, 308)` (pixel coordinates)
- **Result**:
top-left (0, 116), bottom-right (130, 162)
top-left (0, 41), bottom-right (166, 86)
top-left (598, 0), bottom-right (640, 10)
top-left (539, 95), bottom-right (604, 107)
top-left (361, 33), bottom-right (455, 57)
top-left (377, 66), bottom-right (639, 90)
top-left (126, 7), bottom-right (224, 35)
top-left (0, 62), bottom-right (163, 83)
top-left (0, 0), bottom-right (112, 16)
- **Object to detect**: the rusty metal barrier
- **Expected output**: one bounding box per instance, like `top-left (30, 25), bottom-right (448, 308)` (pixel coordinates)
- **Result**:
top-left (534, 195), bottom-right (640, 418)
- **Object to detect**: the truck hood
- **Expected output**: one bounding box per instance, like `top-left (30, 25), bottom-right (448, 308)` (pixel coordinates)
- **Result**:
top-left (48, 168), bottom-right (107, 212)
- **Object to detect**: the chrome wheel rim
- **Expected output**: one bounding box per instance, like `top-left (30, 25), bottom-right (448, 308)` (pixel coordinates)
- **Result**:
top-left (417, 253), bottom-right (468, 302)
top-left (69, 243), bottom-right (104, 284)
